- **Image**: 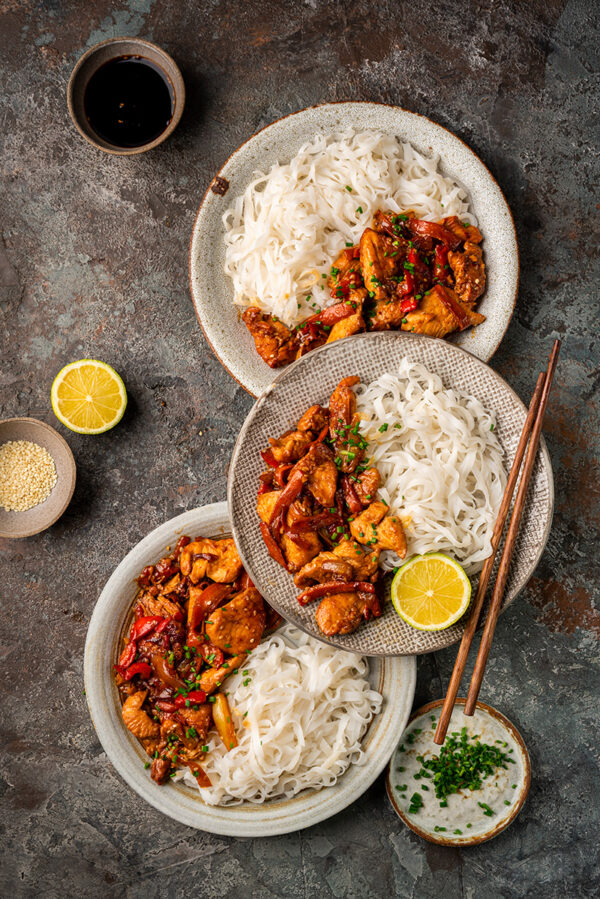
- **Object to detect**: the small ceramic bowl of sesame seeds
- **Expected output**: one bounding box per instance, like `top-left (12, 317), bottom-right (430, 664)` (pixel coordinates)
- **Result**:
top-left (386, 698), bottom-right (531, 846)
top-left (0, 417), bottom-right (76, 538)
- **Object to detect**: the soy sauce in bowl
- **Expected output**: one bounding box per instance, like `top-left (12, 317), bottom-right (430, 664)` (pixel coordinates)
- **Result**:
top-left (84, 55), bottom-right (174, 149)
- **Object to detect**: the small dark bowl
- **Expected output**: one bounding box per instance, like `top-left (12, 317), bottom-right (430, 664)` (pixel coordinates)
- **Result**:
top-left (67, 37), bottom-right (185, 156)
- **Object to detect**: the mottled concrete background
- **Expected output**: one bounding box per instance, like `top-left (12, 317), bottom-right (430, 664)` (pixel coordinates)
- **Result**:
top-left (1, 0), bottom-right (598, 896)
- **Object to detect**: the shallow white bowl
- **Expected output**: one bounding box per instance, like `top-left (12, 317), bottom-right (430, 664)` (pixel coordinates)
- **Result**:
top-left (190, 101), bottom-right (519, 397)
top-left (84, 502), bottom-right (416, 835)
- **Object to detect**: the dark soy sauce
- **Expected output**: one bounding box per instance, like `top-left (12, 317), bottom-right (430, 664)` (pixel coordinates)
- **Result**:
top-left (84, 56), bottom-right (174, 148)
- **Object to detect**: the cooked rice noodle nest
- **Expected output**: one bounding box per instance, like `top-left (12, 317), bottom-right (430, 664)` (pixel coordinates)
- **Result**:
top-left (176, 626), bottom-right (382, 805)
top-left (355, 359), bottom-right (507, 574)
top-left (223, 129), bottom-right (475, 327)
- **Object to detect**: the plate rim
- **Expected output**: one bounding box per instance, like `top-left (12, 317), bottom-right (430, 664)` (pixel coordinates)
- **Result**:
top-left (227, 330), bottom-right (555, 656)
top-left (84, 501), bottom-right (417, 835)
top-left (188, 100), bottom-right (519, 398)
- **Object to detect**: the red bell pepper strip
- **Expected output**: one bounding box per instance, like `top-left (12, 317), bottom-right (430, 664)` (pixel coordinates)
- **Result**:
top-left (297, 581), bottom-right (376, 606)
top-left (408, 218), bottom-right (462, 249)
top-left (434, 244), bottom-right (448, 280)
top-left (433, 285), bottom-right (470, 330)
top-left (175, 690), bottom-right (207, 708)
top-left (130, 615), bottom-right (164, 643)
top-left (192, 765), bottom-right (212, 788)
top-left (118, 641), bottom-right (137, 669)
top-left (268, 468), bottom-right (306, 529)
top-left (121, 661), bottom-right (152, 681)
top-left (274, 463), bottom-right (293, 488)
top-left (298, 301), bottom-right (357, 331)
top-left (238, 571), bottom-right (255, 590)
top-left (400, 296), bottom-right (418, 316)
top-left (173, 535), bottom-right (191, 556)
top-left (341, 476), bottom-right (364, 515)
top-left (260, 522), bottom-right (288, 569)
top-left (189, 583), bottom-right (232, 631)
top-left (260, 448), bottom-right (278, 468)
top-left (155, 617), bottom-right (170, 634)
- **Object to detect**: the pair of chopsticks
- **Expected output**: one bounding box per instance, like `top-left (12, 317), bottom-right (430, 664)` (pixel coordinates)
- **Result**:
top-left (433, 339), bottom-right (560, 745)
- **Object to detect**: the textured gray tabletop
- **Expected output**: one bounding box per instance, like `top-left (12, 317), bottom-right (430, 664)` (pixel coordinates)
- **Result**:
top-left (1, 1), bottom-right (598, 897)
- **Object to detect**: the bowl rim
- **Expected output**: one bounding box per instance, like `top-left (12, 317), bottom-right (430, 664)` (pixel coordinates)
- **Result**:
top-left (227, 329), bottom-right (554, 656)
top-left (0, 416), bottom-right (76, 538)
top-left (385, 697), bottom-right (532, 847)
top-left (67, 36), bottom-right (186, 156)
top-left (188, 99), bottom-right (519, 397)
top-left (84, 501), bottom-right (417, 835)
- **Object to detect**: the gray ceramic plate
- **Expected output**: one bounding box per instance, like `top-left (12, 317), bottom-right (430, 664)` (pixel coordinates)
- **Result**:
top-left (189, 101), bottom-right (518, 397)
top-left (227, 332), bottom-right (554, 656)
top-left (84, 503), bottom-right (416, 836)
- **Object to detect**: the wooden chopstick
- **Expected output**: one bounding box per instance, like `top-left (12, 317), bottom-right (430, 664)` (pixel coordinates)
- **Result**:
top-left (463, 338), bottom-right (560, 714)
top-left (432, 368), bottom-right (547, 745)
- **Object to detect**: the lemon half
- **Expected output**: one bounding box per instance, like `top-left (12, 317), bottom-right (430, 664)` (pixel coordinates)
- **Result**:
top-left (51, 359), bottom-right (127, 434)
top-left (391, 553), bottom-right (471, 631)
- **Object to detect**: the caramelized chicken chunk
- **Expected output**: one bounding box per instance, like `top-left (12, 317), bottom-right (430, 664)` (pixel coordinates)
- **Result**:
top-left (448, 242), bottom-right (486, 308)
top-left (180, 704), bottom-right (214, 743)
top-left (294, 551), bottom-right (355, 587)
top-left (359, 228), bottom-right (401, 300)
top-left (297, 404), bottom-right (329, 435)
top-left (199, 654), bottom-right (246, 694)
top-left (205, 587), bottom-right (266, 653)
top-left (349, 501), bottom-right (388, 545)
top-left (268, 429), bottom-right (312, 464)
top-left (291, 443), bottom-right (338, 508)
top-left (180, 537), bottom-right (242, 584)
top-left (151, 757), bottom-right (172, 784)
top-left (315, 590), bottom-right (382, 636)
top-left (440, 215), bottom-right (483, 245)
top-left (328, 376), bottom-right (365, 473)
top-left (401, 285), bottom-right (485, 339)
top-left (376, 514), bottom-right (407, 558)
top-left (332, 538), bottom-right (380, 580)
top-left (281, 500), bottom-right (322, 571)
top-left (122, 691), bottom-right (159, 740)
top-left (326, 289), bottom-right (366, 343)
top-left (256, 489), bottom-right (281, 524)
top-left (242, 307), bottom-right (298, 368)
top-left (354, 468), bottom-right (381, 504)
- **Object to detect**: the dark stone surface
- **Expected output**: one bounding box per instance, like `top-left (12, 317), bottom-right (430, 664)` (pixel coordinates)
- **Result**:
top-left (1, 1), bottom-right (598, 896)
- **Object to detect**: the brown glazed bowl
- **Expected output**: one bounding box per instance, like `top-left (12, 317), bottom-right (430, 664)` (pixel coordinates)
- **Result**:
top-left (67, 37), bottom-right (185, 155)
top-left (0, 417), bottom-right (76, 538)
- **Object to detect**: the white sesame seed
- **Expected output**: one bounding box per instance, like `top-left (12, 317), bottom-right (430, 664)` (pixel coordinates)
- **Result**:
top-left (0, 440), bottom-right (58, 511)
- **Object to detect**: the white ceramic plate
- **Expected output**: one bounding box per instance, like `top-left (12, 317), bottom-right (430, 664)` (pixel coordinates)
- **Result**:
top-left (228, 332), bottom-right (554, 657)
top-left (189, 101), bottom-right (518, 397)
top-left (84, 502), bottom-right (416, 836)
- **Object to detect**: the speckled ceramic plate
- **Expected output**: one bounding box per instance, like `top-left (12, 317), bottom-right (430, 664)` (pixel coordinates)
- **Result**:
top-left (84, 502), bottom-right (416, 836)
top-left (228, 332), bottom-right (554, 656)
top-left (189, 101), bottom-right (518, 397)
top-left (386, 699), bottom-right (531, 846)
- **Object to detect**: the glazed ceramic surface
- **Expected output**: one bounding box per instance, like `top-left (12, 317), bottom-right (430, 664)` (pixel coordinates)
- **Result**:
top-left (0, 417), bottom-right (76, 538)
top-left (228, 332), bottom-right (554, 656)
top-left (386, 699), bottom-right (531, 846)
top-left (189, 102), bottom-right (518, 397)
top-left (84, 502), bottom-right (416, 836)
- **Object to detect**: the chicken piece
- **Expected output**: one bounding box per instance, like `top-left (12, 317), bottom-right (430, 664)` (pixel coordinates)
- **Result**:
top-left (180, 538), bottom-right (243, 584)
top-left (315, 590), bottom-right (382, 636)
top-left (294, 551), bottom-right (355, 587)
top-left (199, 654), bottom-right (246, 694)
top-left (205, 538), bottom-right (243, 583)
top-left (440, 215), bottom-right (483, 245)
top-left (350, 501), bottom-right (388, 546)
top-left (327, 289), bottom-right (366, 343)
top-left (137, 590), bottom-right (182, 620)
top-left (291, 443), bottom-right (338, 508)
top-left (205, 587), bottom-right (266, 653)
top-left (401, 285), bottom-right (485, 339)
top-left (151, 757), bottom-right (171, 784)
top-left (242, 307), bottom-right (298, 368)
top-left (180, 704), bottom-right (213, 743)
top-left (180, 539), bottom-right (215, 581)
top-left (268, 429), bottom-right (312, 464)
top-left (376, 514), bottom-right (407, 558)
top-left (359, 228), bottom-right (401, 300)
top-left (281, 500), bottom-right (322, 571)
top-left (297, 404), bottom-right (329, 435)
top-left (328, 376), bottom-right (365, 474)
top-left (327, 247), bottom-right (361, 291)
top-left (354, 468), bottom-right (381, 504)
top-left (257, 489), bottom-right (281, 524)
top-left (370, 297), bottom-right (407, 331)
top-left (122, 691), bottom-right (160, 740)
top-left (448, 241), bottom-right (486, 308)
top-left (332, 538), bottom-right (380, 581)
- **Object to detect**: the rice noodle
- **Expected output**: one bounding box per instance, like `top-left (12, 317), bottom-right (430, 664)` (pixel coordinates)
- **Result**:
top-left (355, 359), bottom-right (506, 573)
top-left (176, 626), bottom-right (382, 805)
top-left (223, 130), bottom-right (475, 327)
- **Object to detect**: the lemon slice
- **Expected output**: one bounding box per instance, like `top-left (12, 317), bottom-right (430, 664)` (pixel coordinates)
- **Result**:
top-left (51, 360), bottom-right (127, 434)
top-left (391, 553), bottom-right (471, 631)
